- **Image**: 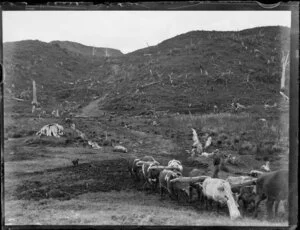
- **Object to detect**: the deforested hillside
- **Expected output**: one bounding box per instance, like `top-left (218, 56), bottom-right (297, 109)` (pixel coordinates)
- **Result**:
top-left (101, 26), bottom-right (290, 114)
top-left (3, 26), bottom-right (290, 115)
top-left (3, 40), bottom-right (110, 113)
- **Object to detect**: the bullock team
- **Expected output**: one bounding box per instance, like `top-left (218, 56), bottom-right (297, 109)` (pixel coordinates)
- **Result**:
top-left (127, 154), bottom-right (288, 221)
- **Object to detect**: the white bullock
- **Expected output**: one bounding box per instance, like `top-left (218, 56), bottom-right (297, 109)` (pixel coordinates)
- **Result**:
top-left (202, 178), bottom-right (241, 220)
top-left (167, 159), bottom-right (183, 173)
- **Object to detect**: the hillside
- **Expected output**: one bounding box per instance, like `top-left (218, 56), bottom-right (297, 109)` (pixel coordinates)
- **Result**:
top-left (50, 41), bottom-right (123, 57)
top-left (3, 40), bottom-right (109, 113)
top-left (101, 26), bottom-right (290, 114)
top-left (3, 26), bottom-right (290, 115)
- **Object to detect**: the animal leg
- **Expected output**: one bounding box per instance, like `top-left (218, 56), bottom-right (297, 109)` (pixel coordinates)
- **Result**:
top-left (171, 188), bottom-right (178, 201)
top-left (266, 198), bottom-right (274, 220)
top-left (208, 199), bottom-right (213, 211)
top-left (216, 201), bottom-right (220, 213)
top-left (142, 181), bottom-right (148, 192)
top-left (274, 200), bottom-right (280, 218)
top-left (160, 186), bottom-right (164, 200)
top-left (153, 181), bottom-right (159, 193)
top-left (189, 186), bottom-right (193, 203)
top-left (238, 199), bottom-right (245, 217)
top-left (254, 195), bottom-right (264, 218)
top-left (197, 188), bottom-right (201, 201)
top-left (128, 166), bottom-right (134, 178)
top-left (204, 196), bottom-right (209, 210)
top-left (131, 169), bottom-right (138, 181)
top-left (199, 192), bottom-right (205, 209)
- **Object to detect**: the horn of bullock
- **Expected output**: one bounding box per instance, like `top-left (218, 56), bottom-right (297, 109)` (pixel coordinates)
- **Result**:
top-left (149, 165), bottom-right (169, 170)
top-left (170, 176), bottom-right (209, 184)
top-left (136, 160), bottom-right (150, 166)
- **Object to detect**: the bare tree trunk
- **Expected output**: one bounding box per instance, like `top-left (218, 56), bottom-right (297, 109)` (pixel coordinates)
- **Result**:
top-left (281, 51), bottom-right (289, 90)
top-left (32, 80), bottom-right (38, 105)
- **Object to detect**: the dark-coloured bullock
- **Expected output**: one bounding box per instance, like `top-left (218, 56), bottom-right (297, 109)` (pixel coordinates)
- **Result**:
top-left (254, 169), bottom-right (288, 219)
top-left (141, 161), bottom-right (161, 191)
top-left (237, 186), bottom-right (256, 216)
top-left (128, 156), bottom-right (159, 181)
top-left (159, 169), bottom-right (182, 200)
top-left (188, 169), bottom-right (205, 204)
top-left (128, 158), bottom-right (143, 181)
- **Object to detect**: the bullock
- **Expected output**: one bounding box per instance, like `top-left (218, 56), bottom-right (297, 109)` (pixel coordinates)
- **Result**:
top-left (173, 157), bottom-right (221, 206)
top-left (159, 169), bottom-right (182, 200)
top-left (236, 186), bottom-right (256, 216)
top-left (171, 179), bottom-right (191, 203)
top-left (188, 169), bottom-right (205, 204)
top-left (172, 174), bottom-right (241, 220)
top-left (225, 176), bottom-right (257, 217)
top-left (254, 169), bottom-right (288, 219)
top-left (202, 178), bottom-right (241, 220)
top-left (128, 158), bottom-right (143, 181)
top-left (128, 156), bottom-right (160, 182)
top-left (167, 159), bottom-right (183, 173)
top-left (141, 161), bottom-right (161, 191)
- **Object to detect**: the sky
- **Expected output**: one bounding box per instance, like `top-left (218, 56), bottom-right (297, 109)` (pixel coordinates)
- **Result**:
top-left (3, 11), bottom-right (291, 54)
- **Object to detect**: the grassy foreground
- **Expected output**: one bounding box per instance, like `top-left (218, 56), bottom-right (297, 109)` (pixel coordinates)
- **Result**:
top-left (5, 191), bottom-right (288, 226)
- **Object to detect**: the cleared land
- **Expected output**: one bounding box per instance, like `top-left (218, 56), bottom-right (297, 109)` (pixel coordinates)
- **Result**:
top-left (4, 108), bottom-right (288, 225)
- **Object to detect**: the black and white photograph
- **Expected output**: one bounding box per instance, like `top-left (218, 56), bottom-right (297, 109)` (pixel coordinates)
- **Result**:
top-left (1, 2), bottom-right (298, 227)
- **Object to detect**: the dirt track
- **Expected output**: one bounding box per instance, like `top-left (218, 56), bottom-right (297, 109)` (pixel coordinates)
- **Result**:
top-left (77, 93), bottom-right (108, 117)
